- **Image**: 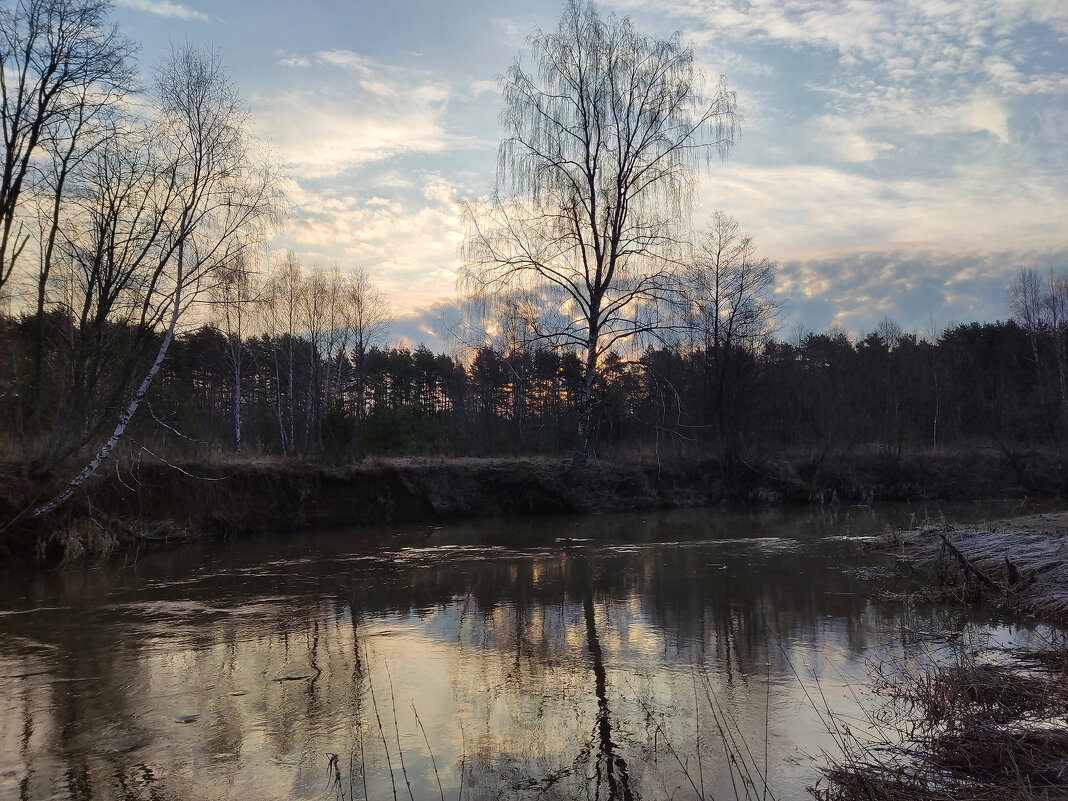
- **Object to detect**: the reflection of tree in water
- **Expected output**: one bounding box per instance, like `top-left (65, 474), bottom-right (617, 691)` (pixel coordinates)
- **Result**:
top-left (582, 556), bottom-right (634, 801)
top-left (0, 507), bottom-right (1043, 800)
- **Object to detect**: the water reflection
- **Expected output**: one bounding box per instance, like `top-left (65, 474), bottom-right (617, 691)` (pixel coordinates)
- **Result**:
top-left (0, 503), bottom-right (1055, 800)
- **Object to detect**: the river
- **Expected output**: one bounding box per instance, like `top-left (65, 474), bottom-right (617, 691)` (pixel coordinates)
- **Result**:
top-left (0, 501), bottom-right (1058, 800)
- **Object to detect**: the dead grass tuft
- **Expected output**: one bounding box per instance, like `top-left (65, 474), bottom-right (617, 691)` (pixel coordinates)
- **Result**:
top-left (819, 516), bottom-right (1068, 801)
top-left (818, 655), bottom-right (1068, 800)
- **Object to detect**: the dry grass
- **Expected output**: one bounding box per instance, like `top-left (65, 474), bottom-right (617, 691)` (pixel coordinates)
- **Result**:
top-left (816, 655), bottom-right (1068, 801)
top-left (885, 514), bottom-right (1068, 625)
top-left (817, 515), bottom-right (1068, 801)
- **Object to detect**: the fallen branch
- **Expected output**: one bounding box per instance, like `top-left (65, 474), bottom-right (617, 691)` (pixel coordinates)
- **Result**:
top-left (938, 534), bottom-right (998, 589)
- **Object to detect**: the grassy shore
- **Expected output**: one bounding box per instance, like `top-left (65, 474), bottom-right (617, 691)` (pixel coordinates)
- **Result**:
top-left (818, 513), bottom-right (1068, 800)
top-left (0, 447), bottom-right (1064, 563)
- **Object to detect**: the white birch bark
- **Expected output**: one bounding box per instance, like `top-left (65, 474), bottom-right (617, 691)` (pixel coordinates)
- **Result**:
top-left (31, 238), bottom-right (185, 518)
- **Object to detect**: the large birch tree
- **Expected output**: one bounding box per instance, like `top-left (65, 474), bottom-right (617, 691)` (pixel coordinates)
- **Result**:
top-left (461, 0), bottom-right (738, 478)
top-left (31, 44), bottom-right (282, 516)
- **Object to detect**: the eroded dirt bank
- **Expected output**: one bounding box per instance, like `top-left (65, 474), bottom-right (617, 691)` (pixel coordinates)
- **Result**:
top-left (1, 448), bottom-right (1065, 562)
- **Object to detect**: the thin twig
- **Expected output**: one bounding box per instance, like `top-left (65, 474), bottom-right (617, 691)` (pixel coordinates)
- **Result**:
top-left (412, 702), bottom-right (445, 801)
top-left (385, 662), bottom-right (416, 801)
top-left (366, 652), bottom-right (399, 801)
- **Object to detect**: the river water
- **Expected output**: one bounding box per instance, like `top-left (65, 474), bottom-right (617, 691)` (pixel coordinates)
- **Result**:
top-left (0, 501), bottom-right (1058, 801)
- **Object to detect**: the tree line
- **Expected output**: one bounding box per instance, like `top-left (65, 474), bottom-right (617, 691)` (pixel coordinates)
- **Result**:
top-left (2, 265), bottom-right (1064, 464)
top-left (0, 0), bottom-right (1063, 513)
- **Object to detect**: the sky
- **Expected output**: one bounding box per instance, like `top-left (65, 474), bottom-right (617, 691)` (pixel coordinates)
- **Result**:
top-left (110, 0), bottom-right (1068, 350)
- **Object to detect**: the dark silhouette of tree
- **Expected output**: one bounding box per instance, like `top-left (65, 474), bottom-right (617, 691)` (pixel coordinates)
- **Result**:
top-left (680, 210), bottom-right (780, 453)
top-left (461, 0), bottom-right (738, 479)
top-left (0, 0), bottom-right (135, 297)
top-left (31, 43), bottom-right (282, 516)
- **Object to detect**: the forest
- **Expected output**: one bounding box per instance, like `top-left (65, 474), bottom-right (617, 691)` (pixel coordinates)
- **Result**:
top-left (0, 0), bottom-right (1063, 513)
top-left (2, 265), bottom-right (1066, 467)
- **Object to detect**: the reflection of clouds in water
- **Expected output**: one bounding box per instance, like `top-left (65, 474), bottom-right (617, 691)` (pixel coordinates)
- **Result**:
top-left (0, 502), bottom-right (1056, 800)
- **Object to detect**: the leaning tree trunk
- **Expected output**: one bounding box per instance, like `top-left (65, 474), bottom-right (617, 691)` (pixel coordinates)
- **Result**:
top-left (31, 239), bottom-right (186, 519)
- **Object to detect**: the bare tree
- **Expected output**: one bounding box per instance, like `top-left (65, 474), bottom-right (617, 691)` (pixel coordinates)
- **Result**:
top-left (461, 0), bottom-right (737, 478)
top-left (0, 0), bottom-right (135, 297)
top-left (31, 43), bottom-right (283, 516)
top-left (39, 125), bottom-right (164, 466)
top-left (29, 83), bottom-right (130, 411)
top-left (454, 290), bottom-right (537, 455)
top-left (261, 251), bottom-right (302, 454)
top-left (683, 211), bottom-right (779, 351)
top-left (321, 264), bottom-right (348, 416)
top-left (680, 210), bottom-right (779, 447)
top-left (298, 266), bottom-right (332, 451)
top-left (1010, 267), bottom-right (1068, 434)
top-left (210, 252), bottom-right (259, 450)
top-left (344, 264), bottom-right (391, 423)
top-left (874, 316), bottom-right (904, 350)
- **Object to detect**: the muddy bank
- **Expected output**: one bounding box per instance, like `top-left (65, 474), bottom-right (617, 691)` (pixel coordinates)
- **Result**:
top-left (1, 447), bottom-right (1065, 562)
top-left (884, 512), bottom-right (1068, 624)
top-left (818, 513), bottom-right (1068, 800)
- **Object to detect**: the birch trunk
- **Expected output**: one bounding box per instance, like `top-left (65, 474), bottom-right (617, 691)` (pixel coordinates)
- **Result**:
top-left (566, 336), bottom-right (599, 480)
top-left (233, 345), bottom-right (243, 450)
top-left (31, 239), bottom-right (186, 519)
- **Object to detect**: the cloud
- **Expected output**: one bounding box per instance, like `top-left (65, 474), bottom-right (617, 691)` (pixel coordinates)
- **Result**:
top-left (115, 0), bottom-right (222, 23)
top-left (260, 88), bottom-right (451, 178)
top-left (837, 88), bottom-right (1014, 146)
top-left (695, 156), bottom-right (1067, 259)
top-left (270, 175), bottom-right (467, 315)
top-left (277, 53), bottom-right (311, 68)
top-left (256, 51), bottom-right (488, 180)
top-left (314, 49), bottom-right (378, 71)
top-left (607, 0), bottom-right (1066, 154)
top-left (776, 247), bottom-right (1068, 337)
top-left (248, 1), bottom-right (1065, 348)
top-left (809, 115), bottom-right (894, 162)
top-left (607, 0), bottom-right (1068, 68)
top-left (391, 301), bottom-right (467, 353)
top-left (257, 54), bottom-right (455, 179)
top-left (491, 16), bottom-right (540, 47)
top-left (469, 79), bottom-right (499, 98)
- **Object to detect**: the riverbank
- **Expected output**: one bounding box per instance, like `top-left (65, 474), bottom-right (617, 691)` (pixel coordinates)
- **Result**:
top-left (1, 447), bottom-right (1064, 562)
top-left (818, 513), bottom-right (1068, 800)
top-left (884, 512), bottom-right (1068, 624)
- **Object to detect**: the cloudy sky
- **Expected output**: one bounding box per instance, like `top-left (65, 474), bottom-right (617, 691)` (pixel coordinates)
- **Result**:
top-left (112, 0), bottom-right (1067, 348)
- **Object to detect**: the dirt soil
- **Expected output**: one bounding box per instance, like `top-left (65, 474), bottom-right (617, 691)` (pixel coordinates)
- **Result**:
top-left (0, 447), bottom-right (1064, 563)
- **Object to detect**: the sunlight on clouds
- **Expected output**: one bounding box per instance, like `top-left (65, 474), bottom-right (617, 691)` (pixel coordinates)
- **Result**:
top-left (274, 176), bottom-right (465, 314)
top-left (260, 89), bottom-right (449, 179)
top-left (423, 179), bottom-right (459, 207)
top-left (696, 159), bottom-right (1066, 258)
top-left (366, 197), bottom-right (403, 212)
top-left (242, 0), bottom-right (1063, 342)
top-left (257, 52), bottom-right (455, 179)
top-left (777, 247), bottom-right (1068, 338)
top-left (608, 0), bottom-right (1068, 72)
top-left (115, 0), bottom-right (221, 23)
top-left (609, 0), bottom-right (1063, 149)
top-left (811, 89), bottom-right (1015, 148)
